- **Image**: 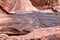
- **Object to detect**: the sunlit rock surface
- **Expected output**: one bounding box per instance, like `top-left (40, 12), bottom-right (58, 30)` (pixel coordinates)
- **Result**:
top-left (0, 0), bottom-right (60, 40)
top-left (0, 27), bottom-right (60, 40)
top-left (0, 0), bottom-right (60, 14)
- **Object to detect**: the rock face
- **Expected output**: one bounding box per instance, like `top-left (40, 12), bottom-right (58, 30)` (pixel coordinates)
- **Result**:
top-left (20, 27), bottom-right (60, 40)
top-left (0, 0), bottom-right (26, 14)
top-left (0, 0), bottom-right (16, 13)
top-left (0, 0), bottom-right (39, 14)
top-left (0, 0), bottom-right (60, 40)
top-left (0, 27), bottom-right (60, 40)
top-left (30, 0), bottom-right (58, 10)
top-left (0, 11), bottom-right (60, 34)
top-left (30, 0), bottom-right (60, 12)
top-left (0, 0), bottom-right (60, 14)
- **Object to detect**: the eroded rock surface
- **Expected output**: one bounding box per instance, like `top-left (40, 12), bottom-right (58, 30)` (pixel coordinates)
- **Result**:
top-left (0, 0), bottom-right (60, 14)
top-left (30, 0), bottom-right (58, 10)
top-left (20, 27), bottom-right (60, 40)
top-left (0, 27), bottom-right (60, 40)
top-left (30, 0), bottom-right (60, 13)
top-left (0, 11), bottom-right (60, 34)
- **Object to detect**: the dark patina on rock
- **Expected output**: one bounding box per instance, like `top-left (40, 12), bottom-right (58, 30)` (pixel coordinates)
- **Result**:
top-left (0, 11), bottom-right (60, 34)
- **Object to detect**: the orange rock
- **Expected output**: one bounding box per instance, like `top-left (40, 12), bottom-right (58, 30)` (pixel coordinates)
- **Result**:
top-left (0, 0), bottom-right (25, 14)
top-left (0, 27), bottom-right (60, 40)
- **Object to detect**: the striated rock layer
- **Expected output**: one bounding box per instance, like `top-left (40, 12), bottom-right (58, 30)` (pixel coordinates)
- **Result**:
top-left (0, 0), bottom-right (60, 14)
top-left (0, 11), bottom-right (60, 34)
top-left (0, 27), bottom-right (60, 40)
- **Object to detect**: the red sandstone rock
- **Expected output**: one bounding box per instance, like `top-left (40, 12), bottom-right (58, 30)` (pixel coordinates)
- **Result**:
top-left (0, 0), bottom-right (60, 14)
top-left (30, 0), bottom-right (58, 10)
top-left (0, 0), bottom-right (25, 14)
top-left (0, 27), bottom-right (60, 40)
top-left (0, 0), bottom-right (60, 40)
top-left (20, 27), bottom-right (60, 40)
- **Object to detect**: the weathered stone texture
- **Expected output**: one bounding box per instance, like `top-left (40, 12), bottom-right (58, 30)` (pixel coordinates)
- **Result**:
top-left (30, 0), bottom-right (58, 9)
top-left (0, 27), bottom-right (60, 40)
top-left (0, 0), bottom-right (60, 40)
top-left (21, 27), bottom-right (60, 40)
top-left (0, 0), bottom-right (60, 13)
top-left (0, 12), bottom-right (60, 34)
top-left (0, 0), bottom-right (26, 14)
